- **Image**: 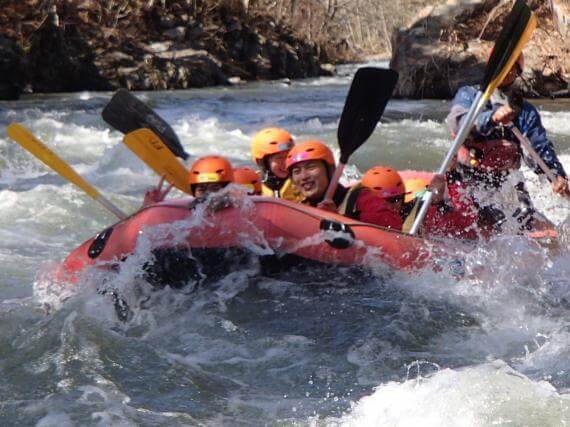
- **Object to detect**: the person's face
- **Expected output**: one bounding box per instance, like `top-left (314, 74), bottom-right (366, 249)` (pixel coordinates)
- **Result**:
top-left (267, 151), bottom-right (289, 179)
top-left (499, 63), bottom-right (521, 88)
top-left (290, 160), bottom-right (330, 202)
top-left (193, 182), bottom-right (224, 199)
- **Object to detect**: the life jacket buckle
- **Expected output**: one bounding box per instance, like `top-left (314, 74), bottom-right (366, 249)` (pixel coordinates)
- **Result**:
top-left (319, 219), bottom-right (355, 249)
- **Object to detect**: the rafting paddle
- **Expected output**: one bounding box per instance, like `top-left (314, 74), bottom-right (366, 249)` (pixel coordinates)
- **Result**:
top-left (123, 128), bottom-right (190, 193)
top-left (509, 126), bottom-right (570, 199)
top-left (102, 89), bottom-right (190, 160)
top-left (6, 123), bottom-right (127, 220)
top-left (322, 67), bottom-right (399, 204)
top-left (408, 0), bottom-right (537, 235)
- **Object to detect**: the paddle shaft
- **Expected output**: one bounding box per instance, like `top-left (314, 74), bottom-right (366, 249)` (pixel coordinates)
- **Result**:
top-left (7, 123), bottom-right (127, 220)
top-left (323, 162), bottom-right (345, 204)
top-left (511, 126), bottom-right (556, 182)
top-left (96, 195), bottom-right (128, 219)
top-left (408, 91), bottom-right (486, 235)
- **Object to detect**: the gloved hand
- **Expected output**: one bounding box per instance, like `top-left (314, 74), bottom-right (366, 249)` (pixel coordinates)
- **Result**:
top-left (428, 173), bottom-right (446, 203)
top-left (492, 105), bottom-right (516, 125)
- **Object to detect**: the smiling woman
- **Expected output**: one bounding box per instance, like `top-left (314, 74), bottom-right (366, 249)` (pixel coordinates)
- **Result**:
top-left (286, 140), bottom-right (403, 230)
top-left (287, 140), bottom-right (335, 204)
top-left (291, 159), bottom-right (331, 203)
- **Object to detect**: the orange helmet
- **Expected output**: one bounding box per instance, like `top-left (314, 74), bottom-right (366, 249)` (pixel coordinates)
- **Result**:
top-left (251, 128), bottom-right (295, 164)
top-left (233, 167), bottom-right (262, 195)
top-left (286, 140), bottom-right (335, 170)
top-left (188, 155), bottom-right (234, 186)
top-left (404, 178), bottom-right (430, 203)
top-left (361, 166), bottom-right (405, 199)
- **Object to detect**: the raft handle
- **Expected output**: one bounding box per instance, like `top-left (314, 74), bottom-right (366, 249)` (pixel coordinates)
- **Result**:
top-left (319, 219), bottom-right (355, 249)
top-left (88, 226), bottom-right (114, 259)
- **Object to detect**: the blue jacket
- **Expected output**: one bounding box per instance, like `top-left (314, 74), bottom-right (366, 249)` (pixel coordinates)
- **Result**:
top-left (446, 85), bottom-right (566, 178)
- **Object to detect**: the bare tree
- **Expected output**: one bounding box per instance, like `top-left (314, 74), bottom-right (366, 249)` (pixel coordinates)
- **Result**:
top-left (248, 0), bottom-right (443, 57)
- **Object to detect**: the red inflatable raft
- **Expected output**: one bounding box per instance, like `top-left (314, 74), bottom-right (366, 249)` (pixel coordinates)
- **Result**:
top-left (57, 196), bottom-right (442, 284)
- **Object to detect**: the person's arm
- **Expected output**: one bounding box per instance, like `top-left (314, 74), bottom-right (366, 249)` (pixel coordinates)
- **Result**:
top-left (141, 176), bottom-right (174, 208)
top-left (518, 103), bottom-right (567, 179)
top-left (446, 86), bottom-right (496, 137)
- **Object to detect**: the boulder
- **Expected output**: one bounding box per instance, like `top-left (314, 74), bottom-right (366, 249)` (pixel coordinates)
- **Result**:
top-left (163, 26), bottom-right (187, 41)
top-left (142, 41), bottom-right (174, 53)
top-left (0, 36), bottom-right (26, 100)
top-left (27, 8), bottom-right (112, 93)
top-left (320, 63), bottom-right (336, 76)
top-left (0, 0), bottom-right (331, 95)
top-left (390, 0), bottom-right (570, 98)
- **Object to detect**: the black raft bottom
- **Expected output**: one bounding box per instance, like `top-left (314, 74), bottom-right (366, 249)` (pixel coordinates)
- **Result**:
top-left (142, 247), bottom-right (341, 290)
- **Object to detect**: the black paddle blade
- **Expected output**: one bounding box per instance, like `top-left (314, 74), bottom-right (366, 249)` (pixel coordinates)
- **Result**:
top-left (337, 68), bottom-right (398, 163)
top-left (482, 0), bottom-right (531, 89)
top-left (102, 89), bottom-right (189, 160)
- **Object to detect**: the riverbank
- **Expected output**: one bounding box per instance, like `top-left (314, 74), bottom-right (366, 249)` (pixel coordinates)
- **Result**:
top-left (0, 0), bottom-right (346, 100)
top-left (390, 0), bottom-right (569, 99)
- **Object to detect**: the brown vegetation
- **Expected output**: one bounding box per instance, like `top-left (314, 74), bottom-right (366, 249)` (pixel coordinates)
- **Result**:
top-left (246, 0), bottom-right (443, 59)
top-left (0, 0), bottom-right (336, 98)
top-left (390, 0), bottom-right (569, 98)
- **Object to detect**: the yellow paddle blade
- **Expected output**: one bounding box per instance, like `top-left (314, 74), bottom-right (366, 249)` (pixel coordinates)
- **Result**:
top-left (6, 123), bottom-right (100, 199)
top-left (483, 12), bottom-right (537, 99)
top-left (123, 128), bottom-right (190, 193)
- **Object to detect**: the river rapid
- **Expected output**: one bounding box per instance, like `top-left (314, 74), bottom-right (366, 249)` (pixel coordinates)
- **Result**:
top-left (1, 63), bottom-right (569, 426)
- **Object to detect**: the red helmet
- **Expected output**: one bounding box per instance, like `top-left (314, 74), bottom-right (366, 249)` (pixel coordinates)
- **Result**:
top-left (251, 128), bottom-right (295, 164)
top-left (233, 167), bottom-right (262, 195)
top-left (188, 155), bottom-right (234, 186)
top-left (285, 141), bottom-right (335, 170)
top-left (361, 166), bottom-right (405, 198)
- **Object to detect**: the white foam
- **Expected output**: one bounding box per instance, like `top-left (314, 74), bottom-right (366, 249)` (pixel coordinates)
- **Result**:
top-left (174, 115), bottom-right (251, 161)
top-left (541, 110), bottom-right (570, 137)
top-left (332, 361), bottom-right (570, 427)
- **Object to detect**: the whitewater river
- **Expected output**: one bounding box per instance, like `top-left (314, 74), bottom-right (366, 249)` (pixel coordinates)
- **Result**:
top-left (1, 63), bottom-right (569, 425)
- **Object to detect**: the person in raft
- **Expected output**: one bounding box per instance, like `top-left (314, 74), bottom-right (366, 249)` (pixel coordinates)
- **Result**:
top-left (446, 52), bottom-right (567, 232)
top-left (233, 167), bottom-right (262, 195)
top-left (189, 155), bottom-right (234, 199)
top-left (141, 155), bottom-right (235, 208)
top-left (251, 127), bottom-right (302, 202)
top-left (285, 141), bottom-right (402, 230)
top-left (361, 166), bottom-right (482, 239)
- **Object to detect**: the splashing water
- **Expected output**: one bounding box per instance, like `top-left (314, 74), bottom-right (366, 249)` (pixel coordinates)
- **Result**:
top-left (1, 69), bottom-right (569, 424)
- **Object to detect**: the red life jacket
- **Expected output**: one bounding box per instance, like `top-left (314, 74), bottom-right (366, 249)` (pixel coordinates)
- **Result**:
top-left (457, 139), bottom-right (521, 172)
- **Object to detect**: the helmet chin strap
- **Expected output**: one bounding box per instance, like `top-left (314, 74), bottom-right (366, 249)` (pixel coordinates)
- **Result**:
top-left (261, 168), bottom-right (286, 192)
